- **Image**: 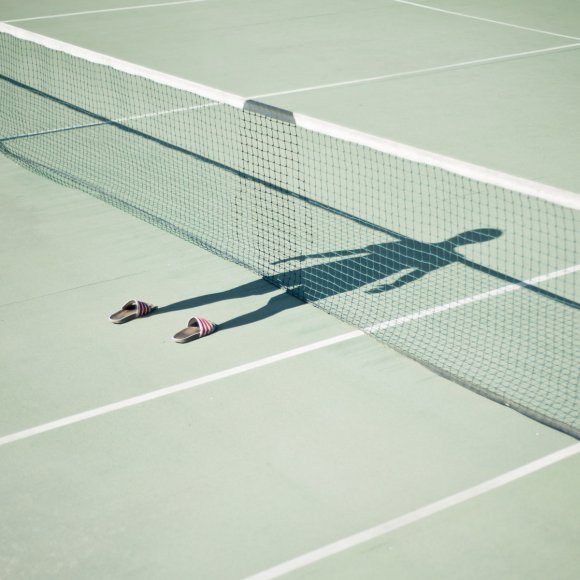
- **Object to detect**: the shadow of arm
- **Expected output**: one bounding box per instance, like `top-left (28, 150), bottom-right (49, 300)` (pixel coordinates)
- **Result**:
top-left (273, 248), bottom-right (366, 265)
top-left (366, 267), bottom-right (429, 294)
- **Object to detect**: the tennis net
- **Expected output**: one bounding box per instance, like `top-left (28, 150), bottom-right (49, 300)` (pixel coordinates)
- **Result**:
top-left (1, 23), bottom-right (578, 437)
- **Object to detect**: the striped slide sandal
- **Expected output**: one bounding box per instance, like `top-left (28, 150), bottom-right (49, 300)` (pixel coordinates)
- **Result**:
top-left (109, 300), bottom-right (157, 324)
top-left (172, 316), bottom-right (217, 343)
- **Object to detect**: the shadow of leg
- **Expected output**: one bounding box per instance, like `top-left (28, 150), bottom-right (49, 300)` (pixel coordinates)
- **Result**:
top-left (156, 279), bottom-right (276, 315)
top-left (218, 291), bottom-right (304, 331)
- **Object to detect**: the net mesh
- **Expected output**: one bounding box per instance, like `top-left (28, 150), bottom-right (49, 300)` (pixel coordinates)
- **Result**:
top-left (1, 27), bottom-right (578, 437)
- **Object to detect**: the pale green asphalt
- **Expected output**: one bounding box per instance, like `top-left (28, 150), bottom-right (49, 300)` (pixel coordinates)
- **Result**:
top-left (1, 1), bottom-right (579, 579)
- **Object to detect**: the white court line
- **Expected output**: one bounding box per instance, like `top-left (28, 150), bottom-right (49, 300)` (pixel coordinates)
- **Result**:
top-left (243, 442), bottom-right (580, 580)
top-left (252, 42), bottom-right (580, 99)
top-left (367, 264), bottom-right (580, 333)
top-left (0, 332), bottom-right (362, 448)
top-left (8, 39), bottom-right (575, 140)
top-left (391, 0), bottom-right (580, 42)
top-left (6, 43), bottom-right (579, 145)
top-left (0, 264), bottom-right (577, 448)
top-left (4, 0), bottom-right (209, 23)
top-left (1, 102), bottom-right (219, 142)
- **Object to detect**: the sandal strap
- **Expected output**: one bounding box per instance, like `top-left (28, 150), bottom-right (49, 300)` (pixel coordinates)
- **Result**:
top-left (123, 300), bottom-right (155, 317)
top-left (189, 316), bottom-right (216, 337)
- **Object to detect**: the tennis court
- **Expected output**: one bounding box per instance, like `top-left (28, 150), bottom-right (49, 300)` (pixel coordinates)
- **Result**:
top-left (1, 1), bottom-right (579, 578)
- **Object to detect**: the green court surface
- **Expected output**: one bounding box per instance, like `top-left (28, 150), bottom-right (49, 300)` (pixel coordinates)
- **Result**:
top-left (1, 1), bottom-right (579, 579)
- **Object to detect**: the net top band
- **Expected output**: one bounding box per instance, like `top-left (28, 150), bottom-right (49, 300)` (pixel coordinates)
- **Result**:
top-left (1, 21), bottom-right (579, 211)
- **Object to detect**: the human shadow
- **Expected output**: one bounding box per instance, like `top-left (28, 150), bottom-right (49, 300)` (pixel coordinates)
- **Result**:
top-left (6, 71), bottom-right (575, 324)
top-left (157, 227), bottom-right (577, 331)
top-left (157, 280), bottom-right (303, 331)
top-left (269, 228), bottom-right (503, 301)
